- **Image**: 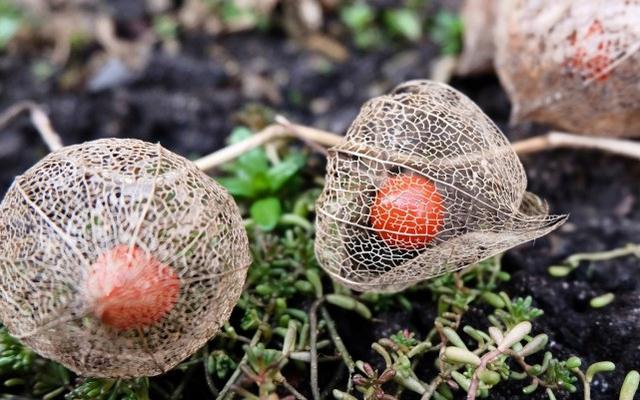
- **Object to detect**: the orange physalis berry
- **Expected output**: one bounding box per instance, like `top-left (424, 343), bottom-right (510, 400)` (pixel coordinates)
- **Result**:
top-left (370, 174), bottom-right (445, 250)
top-left (83, 245), bottom-right (180, 330)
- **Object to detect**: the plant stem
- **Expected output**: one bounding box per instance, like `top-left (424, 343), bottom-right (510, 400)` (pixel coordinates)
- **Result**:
top-left (216, 318), bottom-right (267, 400)
top-left (512, 131), bottom-right (640, 160)
top-left (565, 244), bottom-right (640, 266)
top-left (278, 375), bottom-right (309, 400)
top-left (193, 118), bottom-right (640, 173)
top-left (572, 368), bottom-right (591, 400)
top-left (321, 305), bottom-right (355, 390)
top-left (309, 298), bottom-right (324, 400)
top-left (467, 349), bottom-right (502, 400)
top-left (0, 101), bottom-right (64, 152)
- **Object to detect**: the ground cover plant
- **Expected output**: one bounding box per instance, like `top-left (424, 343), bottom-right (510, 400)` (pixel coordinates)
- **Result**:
top-left (0, 1), bottom-right (638, 399)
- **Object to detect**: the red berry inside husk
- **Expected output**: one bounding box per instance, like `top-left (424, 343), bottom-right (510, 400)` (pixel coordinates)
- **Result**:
top-left (370, 174), bottom-right (445, 250)
top-left (83, 245), bottom-right (180, 330)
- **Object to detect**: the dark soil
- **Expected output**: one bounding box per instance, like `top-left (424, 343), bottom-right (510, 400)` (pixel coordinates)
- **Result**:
top-left (0, 2), bottom-right (638, 399)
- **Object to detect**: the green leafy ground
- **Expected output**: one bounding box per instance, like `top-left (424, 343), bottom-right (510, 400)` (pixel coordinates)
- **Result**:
top-left (0, 132), bottom-right (636, 400)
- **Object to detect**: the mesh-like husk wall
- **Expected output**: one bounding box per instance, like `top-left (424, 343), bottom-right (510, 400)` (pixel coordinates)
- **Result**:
top-left (315, 80), bottom-right (566, 293)
top-left (0, 139), bottom-right (251, 377)
top-left (495, 0), bottom-right (640, 137)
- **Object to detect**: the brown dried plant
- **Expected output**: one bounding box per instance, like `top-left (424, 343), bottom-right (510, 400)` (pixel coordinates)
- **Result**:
top-left (0, 138), bottom-right (251, 378)
top-left (456, 0), bottom-right (496, 76)
top-left (495, 0), bottom-right (640, 137)
top-left (315, 80), bottom-right (566, 293)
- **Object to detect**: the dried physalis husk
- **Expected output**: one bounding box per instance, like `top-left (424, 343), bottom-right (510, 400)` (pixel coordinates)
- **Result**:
top-left (315, 80), bottom-right (566, 293)
top-left (456, 0), bottom-right (497, 76)
top-left (495, 0), bottom-right (640, 137)
top-left (0, 139), bottom-right (251, 377)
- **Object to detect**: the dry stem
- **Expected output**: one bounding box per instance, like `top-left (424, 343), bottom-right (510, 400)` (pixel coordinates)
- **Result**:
top-left (0, 101), bottom-right (64, 152)
top-left (3, 101), bottom-right (639, 171)
top-left (194, 118), bottom-right (640, 172)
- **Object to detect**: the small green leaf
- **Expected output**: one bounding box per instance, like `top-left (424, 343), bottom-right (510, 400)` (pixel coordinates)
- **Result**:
top-left (443, 346), bottom-right (480, 366)
top-left (566, 356), bottom-right (582, 369)
top-left (481, 291), bottom-right (506, 308)
top-left (548, 265), bottom-right (572, 277)
top-left (227, 127), bottom-right (270, 176)
top-left (227, 126), bottom-right (253, 144)
top-left (340, 3), bottom-right (375, 32)
top-left (384, 8), bottom-right (422, 41)
top-left (498, 321), bottom-right (531, 351)
top-left (590, 293), bottom-right (615, 309)
top-left (250, 197), bottom-right (282, 230)
top-left (620, 370), bottom-right (640, 400)
top-left (267, 152), bottom-right (305, 191)
top-left (430, 10), bottom-right (463, 55)
top-left (326, 294), bottom-right (372, 319)
top-left (586, 361), bottom-right (615, 383)
top-left (0, 3), bottom-right (21, 50)
top-left (479, 369), bottom-right (501, 386)
top-left (217, 177), bottom-right (257, 198)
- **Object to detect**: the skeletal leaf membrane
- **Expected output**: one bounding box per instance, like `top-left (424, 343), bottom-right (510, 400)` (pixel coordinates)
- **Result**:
top-left (315, 80), bottom-right (566, 293)
top-left (0, 139), bottom-right (251, 377)
top-left (495, 0), bottom-right (640, 137)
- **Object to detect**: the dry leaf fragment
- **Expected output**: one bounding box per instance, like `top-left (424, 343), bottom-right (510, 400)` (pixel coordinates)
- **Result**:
top-left (495, 0), bottom-right (640, 137)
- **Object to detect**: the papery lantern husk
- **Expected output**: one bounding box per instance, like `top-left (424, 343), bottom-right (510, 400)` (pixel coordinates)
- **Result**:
top-left (495, 0), bottom-right (640, 137)
top-left (456, 0), bottom-right (497, 76)
top-left (315, 80), bottom-right (566, 293)
top-left (0, 139), bottom-right (251, 377)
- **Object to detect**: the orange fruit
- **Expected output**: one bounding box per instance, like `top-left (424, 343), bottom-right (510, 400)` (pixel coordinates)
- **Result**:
top-left (83, 245), bottom-right (180, 330)
top-left (370, 175), bottom-right (445, 250)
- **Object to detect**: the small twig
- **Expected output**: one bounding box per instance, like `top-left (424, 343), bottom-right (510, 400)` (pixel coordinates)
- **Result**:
top-left (194, 118), bottom-right (640, 174)
top-left (279, 376), bottom-right (309, 400)
top-left (309, 298), bottom-right (324, 400)
top-left (321, 305), bottom-right (355, 392)
top-left (467, 349), bottom-right (502, 400)
top-left (572, 368), bottom-right (591, 400)
top-left (0, 101), bottom-right (64, 152)
top-left (512, 131), bottom-right (640, 160)
top-left (194, 116), bottom-right (342, 172)
top-left (420, 375), bottom-right (444, 400)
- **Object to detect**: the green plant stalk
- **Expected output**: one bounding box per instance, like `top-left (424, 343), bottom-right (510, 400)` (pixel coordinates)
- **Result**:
top-left (620, 370), bottom-right (640, 400)
top-left (321, 305), bottom-right (355, 388)
top-left (217, 316), bottom-right (269, 400)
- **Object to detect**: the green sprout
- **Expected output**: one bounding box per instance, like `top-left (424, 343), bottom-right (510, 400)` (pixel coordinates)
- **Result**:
top-left (216, 126), bottom-right (307, 231)
top-left (0, 1), bottom-right (22, 50)
top-left (430, 10), bottom-right (463, 55)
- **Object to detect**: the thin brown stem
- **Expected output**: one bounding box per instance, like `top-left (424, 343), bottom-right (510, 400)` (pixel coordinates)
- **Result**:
top-left (194, 119), bottom-right (640, 174)
top-left (512, 131), bottom-right (640, 160)
top-left (467, 349), bottom-right (502, 400)
top-left (278, 374), bottom-right (309, 400)
top-left (0, 101), bottom-right (63, 152)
